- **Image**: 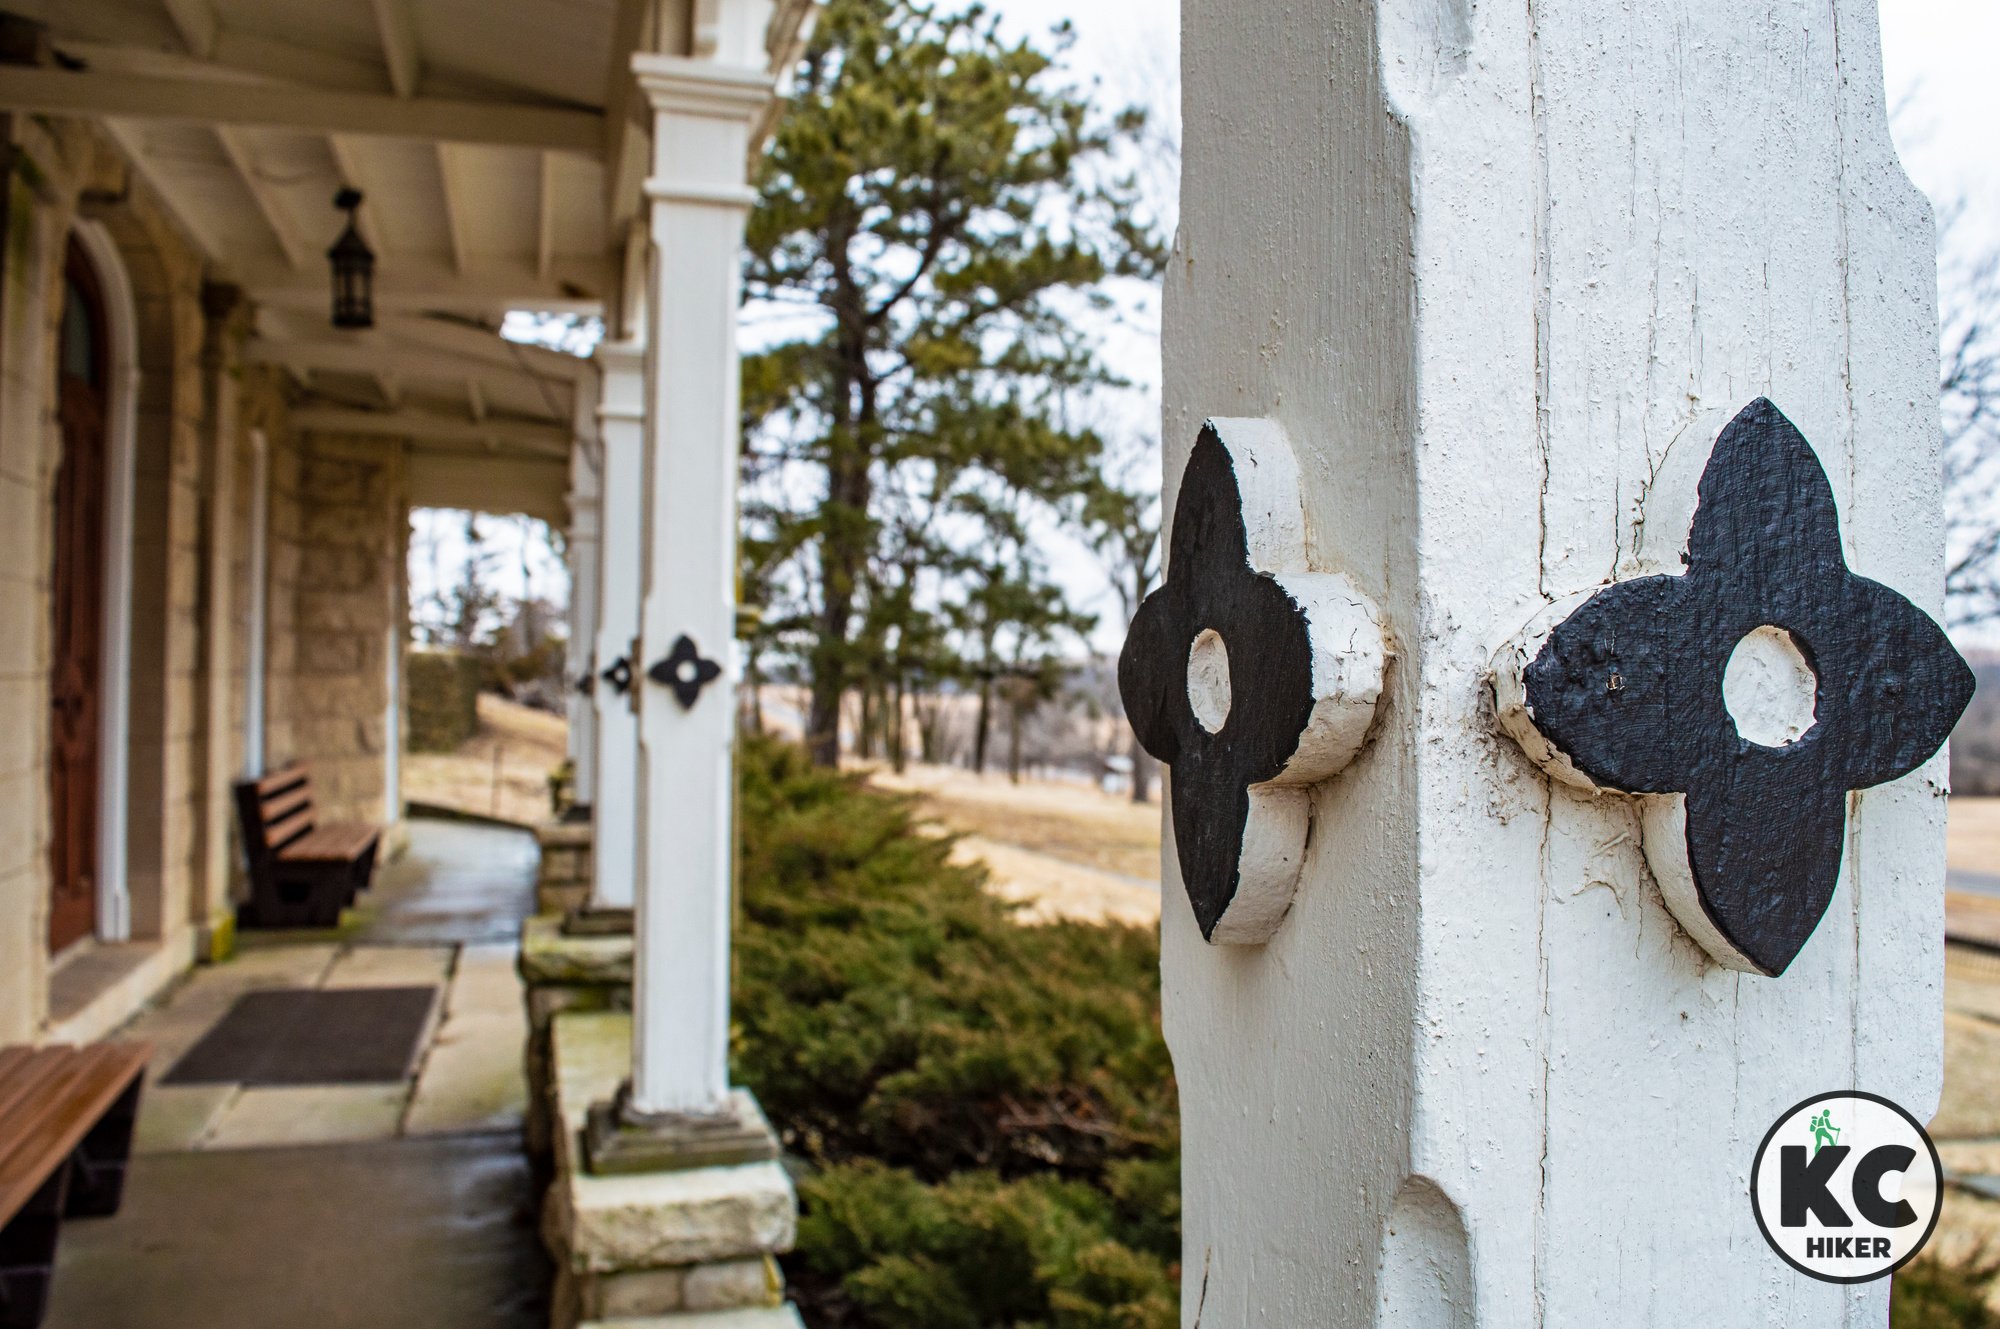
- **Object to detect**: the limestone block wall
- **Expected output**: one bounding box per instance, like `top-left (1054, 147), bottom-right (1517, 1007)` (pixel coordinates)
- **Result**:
top-left (0, 116), bottom-right (238, 1034)
top-left (265, 430), bottom-right (406, 827)
top-left (120, 189), bottom-right (207, 947)
top-left (0, 122), bottom-right (69, 1041)
top-left (0, 112), bottom-right (414, 1037)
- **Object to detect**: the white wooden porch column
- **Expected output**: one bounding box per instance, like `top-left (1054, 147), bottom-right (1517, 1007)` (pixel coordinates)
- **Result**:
top-left (627, 52), bottom-right (773, 1118)
top-left (1160, 0), bottom-right (1949, 1322)
top-left (590, 339), bottom-right (645, 910)
top-left (565, 438), bottom-right (601, 813)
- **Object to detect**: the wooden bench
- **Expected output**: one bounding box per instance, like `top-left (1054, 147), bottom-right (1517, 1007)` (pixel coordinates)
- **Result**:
top-left (0, 1043), bottom-right (149, 1329)
top-left (233, 764), bottom-right (381, 928)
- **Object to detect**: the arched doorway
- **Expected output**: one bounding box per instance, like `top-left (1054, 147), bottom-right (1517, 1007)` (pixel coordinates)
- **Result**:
top-left (52, 238), bottom-right (110, 952)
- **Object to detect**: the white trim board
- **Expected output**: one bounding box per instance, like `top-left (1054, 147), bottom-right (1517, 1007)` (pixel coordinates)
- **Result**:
top-left (68, 220), bottom-right (137, 944)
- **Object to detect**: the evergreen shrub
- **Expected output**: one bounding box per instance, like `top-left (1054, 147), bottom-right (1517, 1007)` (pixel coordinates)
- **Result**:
top-left (733, 738), bottom-right (1178, 1327)
top-left (1894, 1247), bottom-right (2000, 1328)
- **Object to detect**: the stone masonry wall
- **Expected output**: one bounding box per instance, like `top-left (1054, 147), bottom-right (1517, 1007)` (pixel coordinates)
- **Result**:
top-left (0, 113), bottom-right (411, 1036)
top-left (266, 430), bottom-right (404, 826)
top-left (0, 116), bottom-right (222, 1034)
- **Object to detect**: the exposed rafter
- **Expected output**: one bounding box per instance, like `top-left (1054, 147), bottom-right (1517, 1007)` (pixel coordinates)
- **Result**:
top-left (213, 128), bottom-right (311, 268)
top-left (290, 405), bottom-right (568, 455)
top-left (243, 333), bottom-right (578, 391)
top-left (368, 0), bottom-right (422, 98)
top-left (0, 68), bottom-right (604, 156)
top-left (245, 269), bottom-right (604, 320)
top-left (599, 0), bottom-right (649, 228)
top-left (436, 143), bottom-right (471, 274)
top-left (391, 315), bottom-right (595, 382)
top-left (99, 119), bottom-right (227, 259)
top-left (161, 0), bottom-right (218, 60)
top-left (537, 152), bottom-right (556, 281)
top-left (62, 37), bottom-right (418, 97)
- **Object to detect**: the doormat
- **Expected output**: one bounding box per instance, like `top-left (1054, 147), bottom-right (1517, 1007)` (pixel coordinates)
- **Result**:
top-left (163, 986), bottom-right (439, 1086)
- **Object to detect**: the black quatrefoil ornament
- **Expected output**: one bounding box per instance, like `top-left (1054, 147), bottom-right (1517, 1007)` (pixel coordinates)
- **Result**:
top-left (649, 634), bottom-right (723, 710)
top-left (1496, 398), bottom-right (1974, 977)
top-left (600, 655), bottom-right (633, 696)
top-left (1119, 419), bottom-right (1387, 945)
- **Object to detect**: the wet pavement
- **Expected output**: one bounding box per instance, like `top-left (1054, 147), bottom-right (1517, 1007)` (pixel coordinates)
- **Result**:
top-left (44, 818), bottom-right (549, 1329)
top-left (46, 1135), bottom-right (546, 1329)
top-left (354, 818), bottom-right (540, 946)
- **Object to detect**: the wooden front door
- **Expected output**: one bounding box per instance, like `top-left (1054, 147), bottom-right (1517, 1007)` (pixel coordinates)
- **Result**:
top-left (50, 238), bottom-right (108, 953)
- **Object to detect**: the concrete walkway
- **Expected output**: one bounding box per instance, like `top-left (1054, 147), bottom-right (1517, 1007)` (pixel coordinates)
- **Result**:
top-left (46, 818), bottom-right (548, 1329)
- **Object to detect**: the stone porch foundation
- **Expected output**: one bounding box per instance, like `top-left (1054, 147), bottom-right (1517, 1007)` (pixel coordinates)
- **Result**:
top-left (542, 1011), bottom-right (801, 1328)
top-left (519, 915), bottom-right (632, 1166)
top-left (534, 821), bottom-right (596, 916)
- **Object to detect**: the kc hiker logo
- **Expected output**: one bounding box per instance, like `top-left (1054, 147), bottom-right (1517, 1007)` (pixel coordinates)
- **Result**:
top-left (1750, 1091), bottom-right (1941, 1283)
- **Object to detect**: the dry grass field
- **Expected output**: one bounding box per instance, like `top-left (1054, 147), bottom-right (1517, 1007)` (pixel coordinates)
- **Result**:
top-left (868, 763), bottom-right (1162, 927)
top-left (403, 694), bottom-right (568, 826)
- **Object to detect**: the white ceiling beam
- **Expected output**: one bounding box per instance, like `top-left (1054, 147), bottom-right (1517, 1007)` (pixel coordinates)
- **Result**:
top-left (64, 37), bottom-right (417, 96)
top-left (213, 128), bottom-right (312, 268)
top-left (98, 118), bottom-right (227, 259)
top-left (248, 281), bottom-right (601, 320)
top-left (324, 134), bottom-right (382, 249)
top-left (160, 0), bottom-right (218, 60)
top-left (244, 333), bottom-right (578, 387)
top-left (0, 68), bottom-right (604, 156)
top-left (368, 0), bottom-right (422, 98)
top-left (244, 267), bottom-right (606, 319)
top-left (537, 152), bottom-right (556, 281)
top-left (407, 451), bottom-right (569, 524)
top-left (600, 0), bottom-right (649, 229)
top-left (436, 143), bottom-right (470, 274)
top-left (291, 405), bottom-right (568, 454)
top-left (392, 315), bottom-right (595, 381)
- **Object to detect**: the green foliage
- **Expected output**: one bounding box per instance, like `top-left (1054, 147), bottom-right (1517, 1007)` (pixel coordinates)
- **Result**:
top-left (1894, 1249), bottom-right (2000, 1329)
top-left (743, 0), bottom-right (1163, 762)
top-left (793, 1163), bottom-right (1176, 1329)
top-left (731, 738), bottom-right (1178, 1326)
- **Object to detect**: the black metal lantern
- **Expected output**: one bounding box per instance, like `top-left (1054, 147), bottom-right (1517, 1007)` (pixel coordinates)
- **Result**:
top-left (327, 188), bottom-right (374, 329)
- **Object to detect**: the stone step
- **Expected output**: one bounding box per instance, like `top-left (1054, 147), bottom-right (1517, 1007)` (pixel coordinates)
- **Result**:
top-left (582, 1307), bottom-right (805, 1329)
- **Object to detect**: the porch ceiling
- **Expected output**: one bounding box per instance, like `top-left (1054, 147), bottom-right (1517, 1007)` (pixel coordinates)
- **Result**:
top-left (5, 0), bottom-right (643, 320)
top-left (250, 304), bottom-right (593, 481)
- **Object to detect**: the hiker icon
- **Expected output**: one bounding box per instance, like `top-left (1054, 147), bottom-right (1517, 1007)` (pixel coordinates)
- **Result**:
top-left (1810, 1110), bottom-right (1840, 1155)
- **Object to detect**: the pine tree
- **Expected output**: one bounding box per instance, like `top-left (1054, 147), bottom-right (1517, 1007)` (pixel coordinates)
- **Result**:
top-left (743, 0), bottom-right (1161, 765)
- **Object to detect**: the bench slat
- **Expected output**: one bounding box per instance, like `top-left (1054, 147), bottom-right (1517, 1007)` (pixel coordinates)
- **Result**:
top-left (0, 1043), bottom-right (150, 1225)
top-left (279, 823), bottom-right (380, 863)
top-left (0, 1052), bottom-right (76, 1135)
top-left (264, 807), bottom-right (315, 850)
top-left (254, 765), bottom-right (309, 797)
top-left (260, 785), bottom-right (313, 825)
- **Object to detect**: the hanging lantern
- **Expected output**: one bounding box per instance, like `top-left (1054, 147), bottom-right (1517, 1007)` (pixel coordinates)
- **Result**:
top-left (327, 188), bottom-right (374, 329)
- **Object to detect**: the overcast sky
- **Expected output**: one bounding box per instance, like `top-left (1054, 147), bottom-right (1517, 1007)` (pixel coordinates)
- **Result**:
top-left (447, 2), bottom-right (1993, 658)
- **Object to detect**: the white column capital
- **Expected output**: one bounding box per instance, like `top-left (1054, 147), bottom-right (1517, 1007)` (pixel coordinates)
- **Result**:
top-left (595, 339), bottom-right (647, 424)
top-left (631, 54), bottom-right (775, 121)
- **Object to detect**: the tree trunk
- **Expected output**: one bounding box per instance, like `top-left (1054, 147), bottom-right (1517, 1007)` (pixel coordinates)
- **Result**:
top-left (807, 437), bottom-right (871, 767)
top-left (890, 672), bottom-right (908, 773)
top-left (972, 676), bottom-right (993, 774)
top-left (1007, 692), bottom-right (1023, 784)
top-left (1129, 734), bottom-right (1152, 803)
top-left (806, 677), bottom-right (843, 767)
